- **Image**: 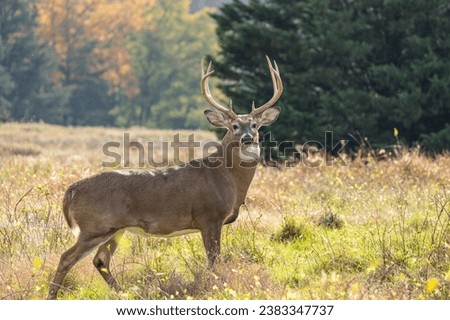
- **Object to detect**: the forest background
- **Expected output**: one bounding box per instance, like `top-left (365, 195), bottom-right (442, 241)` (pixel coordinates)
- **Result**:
top-left (1, 0), bottom-right (449, 300)
top-left (1, 0), bottom-right (449, 152)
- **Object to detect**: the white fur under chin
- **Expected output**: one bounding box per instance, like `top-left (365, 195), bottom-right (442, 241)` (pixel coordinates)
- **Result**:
top-left (239, 144), bottom-right (260, 161)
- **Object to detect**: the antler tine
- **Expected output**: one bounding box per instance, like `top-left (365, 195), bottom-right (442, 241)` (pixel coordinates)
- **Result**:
top-left (201, 58), bottom-right (237, 119)
top-left (250, 55), bottom-right (283, 117)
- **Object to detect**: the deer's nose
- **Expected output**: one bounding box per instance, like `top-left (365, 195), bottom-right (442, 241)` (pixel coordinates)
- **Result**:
top-left (240, 134), bottom-right (253, 145)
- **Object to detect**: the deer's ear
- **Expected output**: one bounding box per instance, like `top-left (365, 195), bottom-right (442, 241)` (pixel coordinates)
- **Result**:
top-left (204, 110), bottom-right (230, 128)
top-left (257, 107), bottom-right (280, 126)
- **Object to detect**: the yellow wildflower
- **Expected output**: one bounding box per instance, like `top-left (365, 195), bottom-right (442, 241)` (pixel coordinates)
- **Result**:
top-left (425, 278), bottom-right (439, 293)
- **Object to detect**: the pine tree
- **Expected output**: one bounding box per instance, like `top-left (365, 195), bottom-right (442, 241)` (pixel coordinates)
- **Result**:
top-left (212, 0), bottom-right (450, 152)
top-left (0, 0), bottom-right (66, 122)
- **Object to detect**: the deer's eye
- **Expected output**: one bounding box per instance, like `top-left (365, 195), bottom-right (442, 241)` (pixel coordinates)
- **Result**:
top-left (232, 124), bottom-right (239, 131)
top-left (251, 123), bottom-right (257, 129)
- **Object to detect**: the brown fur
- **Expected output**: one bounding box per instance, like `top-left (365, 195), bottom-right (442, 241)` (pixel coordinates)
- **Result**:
top-left (48, 57), bottom-right (282, 299)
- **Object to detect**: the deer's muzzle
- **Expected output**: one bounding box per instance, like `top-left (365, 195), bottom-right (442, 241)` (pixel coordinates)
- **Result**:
top-left (240, 133), bottom-right (254, 145)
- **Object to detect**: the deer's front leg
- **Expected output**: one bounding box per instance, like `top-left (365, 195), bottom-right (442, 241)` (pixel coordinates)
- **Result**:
top-left (200, 222), bottom-right (222, 268)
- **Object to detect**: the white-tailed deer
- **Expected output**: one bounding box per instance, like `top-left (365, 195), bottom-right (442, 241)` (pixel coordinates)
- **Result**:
top-left (48, 56), bottom-right (283, 299)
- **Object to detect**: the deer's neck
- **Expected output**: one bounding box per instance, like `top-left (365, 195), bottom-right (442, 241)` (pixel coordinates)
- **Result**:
top-left (217, 135), bottom-right (259, 199)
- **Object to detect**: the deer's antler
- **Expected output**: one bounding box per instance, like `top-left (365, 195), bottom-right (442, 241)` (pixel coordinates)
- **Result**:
top-left (250, 56), bottom-right (283, 117)
top-left (201, 58), bottom-right (237, 119)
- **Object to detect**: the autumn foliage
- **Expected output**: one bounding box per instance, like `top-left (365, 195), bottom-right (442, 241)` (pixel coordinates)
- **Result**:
top-left (0, 0), bottom-right (217, 127)
top-left (37, 0), bottom-right (156, 98)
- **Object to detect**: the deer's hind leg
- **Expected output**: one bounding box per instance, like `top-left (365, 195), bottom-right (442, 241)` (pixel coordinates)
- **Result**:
top-left (93, 230), bottom-right (123, 291)
top-left (48, 231), bottom-right (116, 299)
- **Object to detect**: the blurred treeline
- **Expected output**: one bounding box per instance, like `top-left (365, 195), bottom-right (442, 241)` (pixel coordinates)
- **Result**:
top-left (0, 0), bottom-right (220, 129)
top-left (212, 0), bottom-right (450, 152)
top-left (1, 0), bottom-right (449, 151)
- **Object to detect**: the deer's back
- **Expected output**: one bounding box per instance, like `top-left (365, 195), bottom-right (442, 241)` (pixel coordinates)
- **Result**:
top-left (65, 168), bottom-right (237, 234)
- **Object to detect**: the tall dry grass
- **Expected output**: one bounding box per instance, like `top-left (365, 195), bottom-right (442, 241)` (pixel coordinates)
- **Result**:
top-left (0, 123), bottom-right (448, 299)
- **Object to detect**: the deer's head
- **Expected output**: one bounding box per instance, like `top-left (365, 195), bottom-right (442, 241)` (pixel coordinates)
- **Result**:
top-left (201, 56), bottom-right (283, 161)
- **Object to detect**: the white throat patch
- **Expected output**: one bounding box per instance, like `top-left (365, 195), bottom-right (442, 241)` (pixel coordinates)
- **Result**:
top-left (239, 143), bottom-right (260, 161)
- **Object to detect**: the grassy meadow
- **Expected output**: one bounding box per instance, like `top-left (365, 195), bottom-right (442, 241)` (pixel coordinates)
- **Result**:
top-left (0, 122), bottom-right (449, 300)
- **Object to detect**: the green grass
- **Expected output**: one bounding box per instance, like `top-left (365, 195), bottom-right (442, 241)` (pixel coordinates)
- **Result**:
top-left (0, 123), bottom-right (449, 299)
